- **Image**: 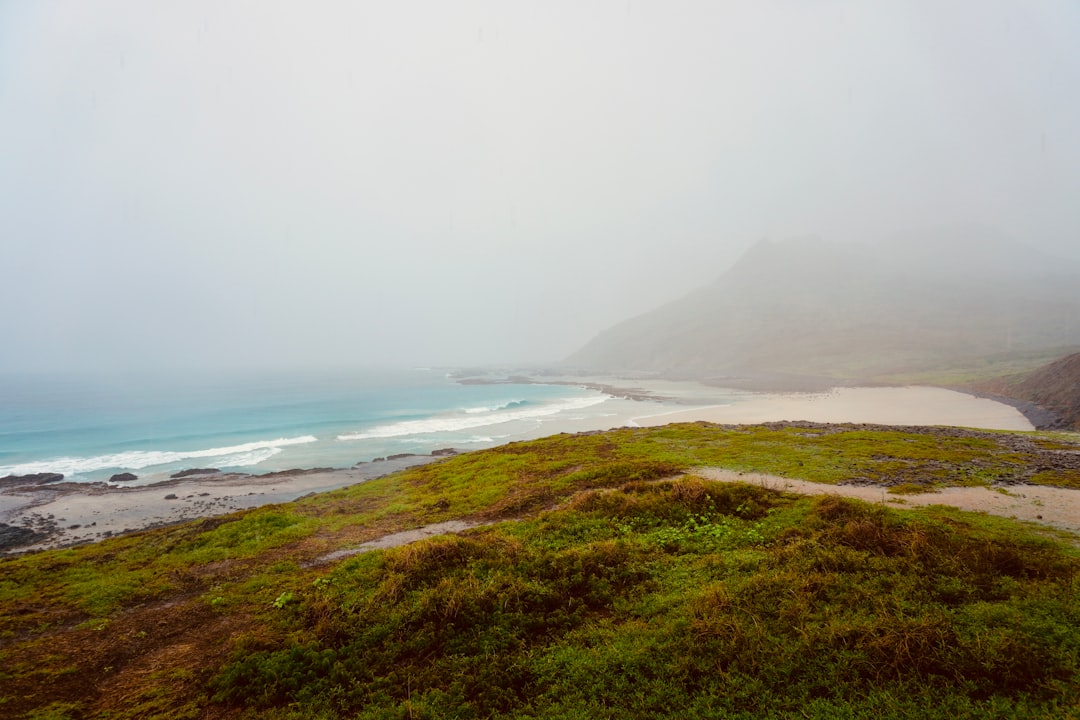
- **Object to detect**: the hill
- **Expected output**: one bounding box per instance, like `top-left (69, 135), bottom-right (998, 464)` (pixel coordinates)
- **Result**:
top-left (3, 423), bottom-right (1080, 719)
top-left (970, 352), bottom-right (1080, 430)
top-left (567, 231), bottom-right (1080, 383)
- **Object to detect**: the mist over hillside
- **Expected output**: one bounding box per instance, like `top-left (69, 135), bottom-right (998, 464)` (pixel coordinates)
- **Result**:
top-left (567, 230), bottom-right (1080, 382)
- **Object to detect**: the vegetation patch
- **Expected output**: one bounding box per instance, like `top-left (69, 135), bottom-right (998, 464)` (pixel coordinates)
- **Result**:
top-left (2, 422), bottom-right (1080, 718)
top-left (209, 486), bottom-right (1080, 719)
top-left (1030, 468), bottom-right (1080, 490)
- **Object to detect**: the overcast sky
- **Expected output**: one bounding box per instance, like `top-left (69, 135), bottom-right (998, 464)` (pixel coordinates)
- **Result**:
top-left (2, 1), bottom-right (1078, 372)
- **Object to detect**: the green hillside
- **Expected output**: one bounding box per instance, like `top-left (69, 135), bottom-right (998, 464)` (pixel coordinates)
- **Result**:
top-left (3, 423), bottom-right (1080, 719)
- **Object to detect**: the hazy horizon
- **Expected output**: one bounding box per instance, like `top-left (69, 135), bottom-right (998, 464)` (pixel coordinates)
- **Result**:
top-left (3, 2), bottom-right (1078, 373)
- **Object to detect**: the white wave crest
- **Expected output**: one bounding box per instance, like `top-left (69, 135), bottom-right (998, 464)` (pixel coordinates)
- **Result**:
top-left (463, 399), bottom-right (528, 414)
top-left (398, 434), bottom-right (496, 446)
top-left (0, 435), bottom-right (318, 477)
top-left (213, 447), bottom-right (284, 468)
top-left (338, 396), bottom-right (609, 441)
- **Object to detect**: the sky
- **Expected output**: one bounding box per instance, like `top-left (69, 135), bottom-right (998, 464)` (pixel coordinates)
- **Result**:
top-left (2, 1), bottom-right (1079, 372)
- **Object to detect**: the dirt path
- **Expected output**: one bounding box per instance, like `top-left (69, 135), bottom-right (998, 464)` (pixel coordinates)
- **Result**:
top-left (311, 520), bottom-right (485, 565)
top-left (698, 468), bottom-right (1080, 535)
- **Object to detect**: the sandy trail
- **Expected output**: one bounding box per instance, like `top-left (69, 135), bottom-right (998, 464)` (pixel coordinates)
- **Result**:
top-left (699, 468), bottom-right (1080, 536)
top-left (310, 520), bottom-right (485, 565)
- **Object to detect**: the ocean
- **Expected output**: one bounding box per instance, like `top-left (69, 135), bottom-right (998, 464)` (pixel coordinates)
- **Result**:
top-left (0, 368), bottom-right (648, 486)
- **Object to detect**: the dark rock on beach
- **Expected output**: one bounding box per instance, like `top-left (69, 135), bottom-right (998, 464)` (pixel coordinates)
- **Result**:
top-left (431, 448), bottom-right (458, 456)
top-left (0, 523), bottom-right (49, 550)
top-left (0, 472), bottom-right (64, 489)
top-left (257, 468), bottom-right (333, 478)
top-left (109, 472), bottom-right (138, 482)
top-left (386, 453), bottom-right (420, 461)
top-left (170, 468), bottom-right (220, 479)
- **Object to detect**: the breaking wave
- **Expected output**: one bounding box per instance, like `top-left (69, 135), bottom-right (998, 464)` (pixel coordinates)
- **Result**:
top-left (337, 396), bottom-right (609, 441)
top-left (0, 436), bottom-right (319, 477)
top-left (463, 399), bottom-right (529, 414)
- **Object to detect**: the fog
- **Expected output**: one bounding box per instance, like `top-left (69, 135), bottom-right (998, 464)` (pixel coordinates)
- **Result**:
top-left (2, 1), bottom-right (1078, 373)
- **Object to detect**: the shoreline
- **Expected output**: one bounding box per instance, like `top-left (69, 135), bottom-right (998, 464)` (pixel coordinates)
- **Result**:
top-left (1, 380), bottom-right (1057, 554)
top-left (0, 454), bottom-right (443, 554)
top-left (8, 429), bottom-right (1078, 555)
top-left (945, 385), bottom-right (1065, 431)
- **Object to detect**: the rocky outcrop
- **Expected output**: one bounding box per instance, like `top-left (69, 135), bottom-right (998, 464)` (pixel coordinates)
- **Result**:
top-left (169, 468), bottom-right (220, 479)
top-left (0, 473), bottom-right (64, 489)
top-left (109, 472), bottom-right (138, 482)
top-left (256, 468), bottom-right (333, 478)
top-left (0, 523), bottom-right (49, 550)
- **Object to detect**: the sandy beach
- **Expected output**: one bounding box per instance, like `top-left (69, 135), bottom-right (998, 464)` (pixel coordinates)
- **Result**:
top-left (0, 456), bottom-right (439, 553)
top-left (633, 385), bottom-right (1035, 431)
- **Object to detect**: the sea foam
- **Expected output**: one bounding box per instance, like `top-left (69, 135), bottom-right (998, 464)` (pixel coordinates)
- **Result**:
top-left (337, 396), bottom-right (609, 441)
top-left (0, 435), bottom-right (318, 477)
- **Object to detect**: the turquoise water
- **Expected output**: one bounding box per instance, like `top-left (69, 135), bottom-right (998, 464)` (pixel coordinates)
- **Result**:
top-left (0, 369), bottom-right (617, 484)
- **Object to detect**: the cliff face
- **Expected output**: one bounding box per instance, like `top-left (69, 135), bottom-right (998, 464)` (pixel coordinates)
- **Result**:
top-left (567, 233), bottom-right (1080, 381)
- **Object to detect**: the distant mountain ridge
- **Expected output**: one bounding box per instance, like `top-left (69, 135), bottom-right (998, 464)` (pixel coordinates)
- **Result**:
top-left (567, 233), bottom-right (1080, 382)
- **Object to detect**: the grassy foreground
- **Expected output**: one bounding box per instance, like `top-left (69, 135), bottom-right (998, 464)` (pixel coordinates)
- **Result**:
top-left (2, 422), bottom-right (1080, 719)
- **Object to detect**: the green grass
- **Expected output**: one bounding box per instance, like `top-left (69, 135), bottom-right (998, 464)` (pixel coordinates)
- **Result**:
top-left (2, 422), bottom-right (1080, 719)
top-left (1031, 469), bottom-right (1080, 489)
top-left (887, 482), bottom-right (941, 495)
top-left (209, 484), bottom-right (1080, 719)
